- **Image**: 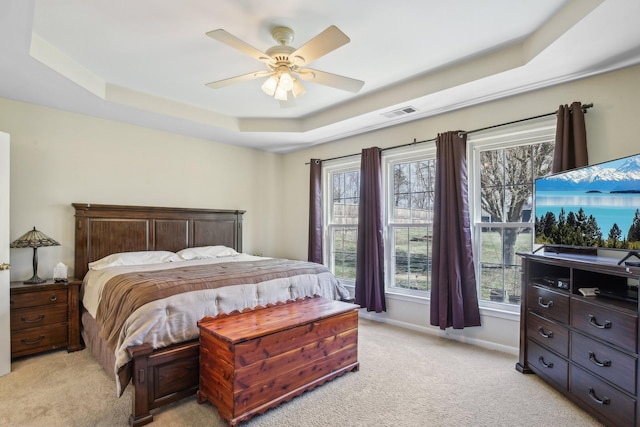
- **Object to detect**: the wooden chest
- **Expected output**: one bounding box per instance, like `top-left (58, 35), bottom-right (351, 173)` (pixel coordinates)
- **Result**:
top-left (196, 297), bottom-right (359, 426)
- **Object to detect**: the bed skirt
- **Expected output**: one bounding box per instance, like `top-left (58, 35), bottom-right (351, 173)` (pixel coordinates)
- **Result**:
top-left (81, 309), bottom-right (131, 395)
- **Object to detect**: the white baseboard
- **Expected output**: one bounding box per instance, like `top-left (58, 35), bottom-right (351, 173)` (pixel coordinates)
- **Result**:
top-left (358, 310), bottom-right (519, 356)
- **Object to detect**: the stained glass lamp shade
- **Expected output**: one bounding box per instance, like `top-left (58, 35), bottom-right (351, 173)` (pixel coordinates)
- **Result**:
top-left (10, 227), bottom-right (60, 284)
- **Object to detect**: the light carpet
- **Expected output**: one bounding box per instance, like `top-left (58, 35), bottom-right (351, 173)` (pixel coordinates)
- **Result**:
top-left (0, 318), bottom-right (602, 426)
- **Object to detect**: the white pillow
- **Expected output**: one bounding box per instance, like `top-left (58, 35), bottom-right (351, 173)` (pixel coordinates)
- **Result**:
top-left (177, 245), bottom-right (239, 260)
top-left (88, 251), bottom-right (182, 270)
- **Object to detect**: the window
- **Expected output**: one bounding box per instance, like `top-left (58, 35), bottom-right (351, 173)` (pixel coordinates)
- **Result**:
top-left (321, 118), bottom-right (556, 308)
top-left (469, 118), bottom-right (556, 307)
top-left (384, 147), bottom-right (436, 293)
top-left (324, 148), bottom-right (437, 293)
top-left (324, 162), bottom-right (360, 283)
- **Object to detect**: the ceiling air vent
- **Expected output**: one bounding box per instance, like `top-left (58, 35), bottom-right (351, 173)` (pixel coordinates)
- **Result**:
top-left (382, 106), bottom-right (418, 119)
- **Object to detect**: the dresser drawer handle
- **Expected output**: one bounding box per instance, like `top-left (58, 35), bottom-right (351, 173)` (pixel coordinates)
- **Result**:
top-left (21, 335), bottom-right (45, 346)
top-left (537, 327), bottom-right (553, 339)
top-left (49, 294), bottom-right (58, 302)
top-left (538, 356), bottom-right (553, 369)
top-left (588, 314), bottom-right (611, 329)
top-left (537, 297), bottom-right (553, 308)
top-left (21, 314), bottom-right (45, 324)
top-left (588, 351), bottom-right (611, 367)
top-left (587, 387), bottom-right (610, 405)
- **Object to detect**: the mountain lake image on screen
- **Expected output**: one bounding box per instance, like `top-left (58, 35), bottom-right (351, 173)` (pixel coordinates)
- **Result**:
top-left (534, 153), bottom-right (640, 250)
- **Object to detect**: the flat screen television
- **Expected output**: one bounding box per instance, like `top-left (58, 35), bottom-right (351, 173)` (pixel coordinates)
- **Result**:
top-left (534, 152), bottom-right (640, 256)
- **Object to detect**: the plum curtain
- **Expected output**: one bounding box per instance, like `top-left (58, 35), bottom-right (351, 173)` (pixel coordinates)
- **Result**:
top-left (430, 131), bottom-right (481, 329)
top-left (552, 102), bottom-right (588, 173)
top-left (354, 147), bottom-right (386, 312)
top-left (308, 159), bottom-right (323, 263)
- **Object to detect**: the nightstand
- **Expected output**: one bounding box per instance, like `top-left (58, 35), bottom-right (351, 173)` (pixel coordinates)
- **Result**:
top-left (9, 278), bottom-right (82, 358)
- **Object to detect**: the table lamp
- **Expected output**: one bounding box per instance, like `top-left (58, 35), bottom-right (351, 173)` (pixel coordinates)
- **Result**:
top-left (10, 226), bottom-right (60, 284)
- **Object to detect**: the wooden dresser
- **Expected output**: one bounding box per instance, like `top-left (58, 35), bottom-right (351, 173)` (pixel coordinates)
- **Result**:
top-left (517, 251), bottom-right (640, 426)
top-left (10, 279), bottom-right (82, 358)
top-left (197, 297), bottom-right (359, 426)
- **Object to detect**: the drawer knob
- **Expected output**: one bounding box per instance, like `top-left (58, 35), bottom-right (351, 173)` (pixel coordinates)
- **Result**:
top-left (537, 296), bottom-right (554, 309)
top-left (21, 335), bottom-right (45, 346)
top-left (49, 294), bottom-right (58, 302)
top-left (538, 356), bottom-right (554, 369)
top-left (587, 387), bottom-right (610, 405)
top-left (588, 314), bottom-right (611, 329)
top-left (21, 314), bottom-right (45, 324)
top-left (537, 327), bottom-right (553, 339)
top-left (588, 351), bottom-right (612, 367)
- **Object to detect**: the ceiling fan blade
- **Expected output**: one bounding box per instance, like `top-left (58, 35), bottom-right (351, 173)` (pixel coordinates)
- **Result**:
top-left (206, 70), bottom-right (273, 89)
top-left (206, 29), bottom-right (272, 64)
top-left (297, 69), bottom-right (364, 93)
top-left (290, 26), bottom-right (350, 66)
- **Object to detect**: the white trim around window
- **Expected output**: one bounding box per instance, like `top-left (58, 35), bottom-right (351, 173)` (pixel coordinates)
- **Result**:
top-left (468, 116), bottom-right (556, 312)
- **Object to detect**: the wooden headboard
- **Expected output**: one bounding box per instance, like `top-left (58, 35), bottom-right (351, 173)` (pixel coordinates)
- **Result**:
top-left (72, 203), bottom-right (245, 279)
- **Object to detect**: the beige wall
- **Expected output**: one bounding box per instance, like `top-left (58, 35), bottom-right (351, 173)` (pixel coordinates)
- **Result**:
top-left (0, 99), bottom-right (283, 281)
top-left (280, 64), bottom-right (640, 353)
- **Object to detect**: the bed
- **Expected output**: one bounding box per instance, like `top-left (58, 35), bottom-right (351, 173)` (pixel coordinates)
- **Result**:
top-left (72, 203), bottom-right (351, 426)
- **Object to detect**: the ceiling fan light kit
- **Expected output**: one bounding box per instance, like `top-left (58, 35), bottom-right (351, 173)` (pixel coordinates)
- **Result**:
top-left (206, 25), bottom-right (363, 103)
top-left (261, 65), bottom-right (306, 100)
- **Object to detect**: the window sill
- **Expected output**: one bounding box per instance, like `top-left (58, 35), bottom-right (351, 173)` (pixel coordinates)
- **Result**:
top-left (345, 286), bottom-right (521, 322)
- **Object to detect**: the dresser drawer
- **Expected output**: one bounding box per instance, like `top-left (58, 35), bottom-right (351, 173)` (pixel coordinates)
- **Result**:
top-left (10, 304), bottom-right (68, 332)
top-left (527, 311), bottom-right (569, 357)
top-left (571, 298), bottom-right (637, 353)
top-left (11, 323), bottom-right (68, 357)
top-left (570, 365), bottom-right (636, 427)
top-left (527, 339), bottom-right (568, 389)
top-left (571, 331), bottom-right (637, 395)
top-left (527, 285), bottom-right (569, 324)
top-left (10, 288), bottom-right (68, 309)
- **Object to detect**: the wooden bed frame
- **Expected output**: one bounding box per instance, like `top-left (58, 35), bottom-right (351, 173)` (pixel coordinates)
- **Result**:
top-left (73, 203), bottom-right (245, 427)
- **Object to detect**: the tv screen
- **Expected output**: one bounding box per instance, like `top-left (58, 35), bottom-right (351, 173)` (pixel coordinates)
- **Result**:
top-left (534, 153), bottom-right (640, 250)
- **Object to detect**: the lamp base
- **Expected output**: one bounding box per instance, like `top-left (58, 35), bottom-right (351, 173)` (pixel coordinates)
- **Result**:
top-left (24, 274), bottom-right (46, 284)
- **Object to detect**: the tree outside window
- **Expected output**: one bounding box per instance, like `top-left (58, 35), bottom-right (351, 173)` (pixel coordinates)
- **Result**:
top-left (477, 142), bottom-right (554, 304)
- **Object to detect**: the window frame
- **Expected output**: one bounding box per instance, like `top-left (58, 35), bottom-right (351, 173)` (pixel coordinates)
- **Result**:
top-left (468, 117), bottom-right (557, 311)
top-left (382, 144), bottom-right (437, 297)
top-left (320, 116), bottom-right (556, 310)
top-left (323, 158), bottom-right (362, 286)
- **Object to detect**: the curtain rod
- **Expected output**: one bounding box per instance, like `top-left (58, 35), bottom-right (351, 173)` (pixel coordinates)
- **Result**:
top-left (459, 102), bottom-right (593, 136)
top-left (306, 103), bottom-right (593, 165)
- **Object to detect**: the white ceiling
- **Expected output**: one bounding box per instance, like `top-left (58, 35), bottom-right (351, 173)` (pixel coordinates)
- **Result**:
top-left (1, 0), bottom-right (639, 153)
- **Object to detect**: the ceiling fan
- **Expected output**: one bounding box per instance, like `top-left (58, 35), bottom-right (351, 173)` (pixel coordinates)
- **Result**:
top-left (205, 25), bottom-right (364, 102)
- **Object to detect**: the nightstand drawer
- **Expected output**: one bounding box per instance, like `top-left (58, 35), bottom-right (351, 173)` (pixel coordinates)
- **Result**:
top-left (11, 323), bottom-right (68, 357)
top-left (10, 304), bottom-right (68, 332)
top-left (10, 288), bottom-right (68, 309)
top-left (10, 279), bottom-right (82, 358)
